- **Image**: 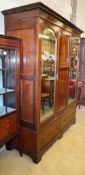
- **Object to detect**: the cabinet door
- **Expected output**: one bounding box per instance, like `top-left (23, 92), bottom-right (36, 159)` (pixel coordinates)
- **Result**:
top-left (0, 35), bottom-right (20, 145)
top-left (68, 37), bottom-right (80, 104)
top-left (57, 34), bottom-right (69, 112)
top-left (0, 36), bottom-right (20, 117)
top-left (39, 27), bottom-right (56, 122)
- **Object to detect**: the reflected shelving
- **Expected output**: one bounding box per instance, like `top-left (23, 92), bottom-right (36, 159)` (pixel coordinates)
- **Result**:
top-left (0, 88), bottom-right (15, 95)
top-left (68, 37), bottom-right (79, 104)
top-left (0, 106), bottom-right (16, 116)
top-left (0, 48), bottom-right (16, 117)
top-left (40, 28), bottom-right (56, 122)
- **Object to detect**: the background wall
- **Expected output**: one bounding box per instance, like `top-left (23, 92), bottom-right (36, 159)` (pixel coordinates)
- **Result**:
top-left (0, 0), bottom-right (85, 36)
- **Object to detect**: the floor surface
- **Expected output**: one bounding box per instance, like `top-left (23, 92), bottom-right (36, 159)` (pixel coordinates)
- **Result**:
top-left (0, 106), bottom-right (85, 175)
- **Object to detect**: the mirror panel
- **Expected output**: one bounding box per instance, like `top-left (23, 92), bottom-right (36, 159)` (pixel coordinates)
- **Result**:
top-left (69, 37), bottom-right (79, 104)
top-left (40, 28), bottom-right (56, 122)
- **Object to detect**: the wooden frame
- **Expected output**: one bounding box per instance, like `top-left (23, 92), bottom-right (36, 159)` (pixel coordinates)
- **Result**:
top-left (2, 2), bottom-right (83, 163)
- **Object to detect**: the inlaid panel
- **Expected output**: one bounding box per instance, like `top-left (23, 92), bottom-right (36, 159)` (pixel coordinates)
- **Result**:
top-left (0, 113), bottom-right (17, 142)
top-left (59, 35), bottom-right (69, 67)
top-left (57, 70), bottom-right (68, 111)
top-left (8, 29), bottom-right (34, 76)
top-left (21, 79), bottom-right (33, 123)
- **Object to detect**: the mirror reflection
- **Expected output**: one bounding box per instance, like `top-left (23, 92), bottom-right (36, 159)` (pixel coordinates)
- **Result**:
top-left (69, 37), bottom-right (79, 103)
top-left (40, 28), bottom-right (56, 122)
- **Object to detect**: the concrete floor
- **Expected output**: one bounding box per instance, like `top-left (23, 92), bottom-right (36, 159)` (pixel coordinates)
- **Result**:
top-left (0, 106), bottom-right (85, 175)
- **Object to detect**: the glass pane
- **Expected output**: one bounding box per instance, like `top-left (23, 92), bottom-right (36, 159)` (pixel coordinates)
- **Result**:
top-left (0, 85), bottom-right (7, 116)
top-left (69, 37), bottom-right (79, 104)
top-left (0, 49), bottom-right (7, 69)
top-left (6, 49), bottom-right (16, 114)
top-left (40, 28), bottom-right (56, 122)
top-left (0, 52), bottom-right (6, 117)
top-left (0, 48), bottom-right (16, 117)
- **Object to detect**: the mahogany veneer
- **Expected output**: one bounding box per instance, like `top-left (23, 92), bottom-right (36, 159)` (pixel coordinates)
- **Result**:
top-left (2, 2), bottom-right (83, 163)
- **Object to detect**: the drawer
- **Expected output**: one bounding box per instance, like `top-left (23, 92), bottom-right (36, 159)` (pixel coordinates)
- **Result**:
top-left (0, 113), bottom-right (17, 142)
top-left (60, 107), bottom-right (75, 129)
top-left (37, 118), bottom-right (60, 150)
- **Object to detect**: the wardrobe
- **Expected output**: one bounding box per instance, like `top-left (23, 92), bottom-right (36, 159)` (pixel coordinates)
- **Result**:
top-left (1, 2), bottom-right (83, 162)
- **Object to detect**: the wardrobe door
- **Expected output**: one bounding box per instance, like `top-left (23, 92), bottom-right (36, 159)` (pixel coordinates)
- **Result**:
top-left (39, 26), bottom-right (56, 122)
top-left (69, 37), bottom-right (80, 104)
top-left (57, 34), bottom-right (69, 113)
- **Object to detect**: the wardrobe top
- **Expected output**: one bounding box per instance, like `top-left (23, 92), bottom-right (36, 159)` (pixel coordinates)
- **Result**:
top-left (2, 2), bottom-right (83, 34)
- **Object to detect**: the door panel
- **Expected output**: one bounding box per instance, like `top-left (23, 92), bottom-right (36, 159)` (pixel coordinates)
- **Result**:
top-left (57, 69), bottom-right (68, 112)
top-left (57, 34), bottom-right (69, 112)
top-left (59, 35), bottom-right (69, 67)
top-left (7, 29), bottom-right (34, 76)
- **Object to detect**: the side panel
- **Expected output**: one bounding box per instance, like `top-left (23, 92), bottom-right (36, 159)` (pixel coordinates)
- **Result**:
top-left (21, 79), bottom-right (33, 122)
top-left (7, 26), bottom-right (36, 125)
top-left (57, 34), bottom-right (69, 113)
top-left (57, 69), bottom-right (68, 111)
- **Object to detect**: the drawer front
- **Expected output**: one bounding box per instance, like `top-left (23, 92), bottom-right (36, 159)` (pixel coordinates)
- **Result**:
top-left (60, 107), bottom-right (75, 129)
top-left (37, 118), bottom-right (60, 150)
top-left (0, 113), bottom-right (17, 142)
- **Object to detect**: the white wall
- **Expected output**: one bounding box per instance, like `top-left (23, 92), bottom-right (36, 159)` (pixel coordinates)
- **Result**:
top-left (76, 0), bottom-right (85, 36)
top-left (0, 0), bottom-right (85, 36)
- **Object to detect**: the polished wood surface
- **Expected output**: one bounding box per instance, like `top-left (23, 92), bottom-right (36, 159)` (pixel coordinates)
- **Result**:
top-left (59, 35), bottom-right (69, 67)
top-left (41, 78), bottom-right (54, 94)
top-left (2, 2), bottom-right (82, 162)
top-left (57, 69), bottom-right (68, 112)
top-left (7, 26), bottom-right (36, 127)
top-left (37, 117), bottom-right (61, 151)
top-left (0, 113), bottom-right (17, 143)
top-left (7, 29), bottom-right (34, 76)
top-left (2, 2), bottom-right (83, 34)
top-left (19, 103), bottom-right (76, 162)
top-left (57, 34), bottom-right (69, 112)
top-left (21, 79), bottom-right (33, 123)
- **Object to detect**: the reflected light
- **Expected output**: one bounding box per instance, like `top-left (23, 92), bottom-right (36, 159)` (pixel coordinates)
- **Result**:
top-left (3, 51), bottom-right (7, 56)
top-left (39, 34), bottom-right (50, 39)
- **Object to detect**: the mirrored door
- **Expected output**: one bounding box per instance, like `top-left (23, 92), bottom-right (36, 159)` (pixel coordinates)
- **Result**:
top-left (69, 37), bottom-right (79, 104)
top-left (40, 28), bottom-right (56, 122)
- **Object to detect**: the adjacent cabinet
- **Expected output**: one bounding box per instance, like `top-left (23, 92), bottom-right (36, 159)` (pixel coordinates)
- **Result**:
top-left (0, 35), bottom-right (20, 147)
top-left (2, 2), bottom-right (83, 162)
